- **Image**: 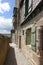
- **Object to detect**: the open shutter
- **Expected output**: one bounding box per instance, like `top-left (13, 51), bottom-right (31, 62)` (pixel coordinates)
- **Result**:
top-left (31, 25), bottom-right (36, 51)
top-left (25, 0), bottom-right (28, 17)
top-left (28, 0), bottom-right (32, 13)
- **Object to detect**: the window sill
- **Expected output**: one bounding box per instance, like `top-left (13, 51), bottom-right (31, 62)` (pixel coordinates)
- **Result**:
top-left (26, 44), bottom-right (31, 49)
top-left (26, 45), bottom-right (40, 57)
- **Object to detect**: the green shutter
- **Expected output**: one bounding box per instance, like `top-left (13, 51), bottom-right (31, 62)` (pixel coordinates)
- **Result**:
top-left (31, 25), bottom-right (36, 51)
top-left (25, 0), bottom-right (28, 17)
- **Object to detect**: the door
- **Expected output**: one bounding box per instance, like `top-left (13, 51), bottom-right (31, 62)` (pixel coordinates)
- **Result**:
top-left (39, 26), bottom-right (43, 51)
top-left (19, 36), bottom-right (21, 48)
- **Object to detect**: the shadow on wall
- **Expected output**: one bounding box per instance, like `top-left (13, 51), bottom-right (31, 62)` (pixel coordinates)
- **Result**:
top-left (4, 47), bottom-right (17, 65)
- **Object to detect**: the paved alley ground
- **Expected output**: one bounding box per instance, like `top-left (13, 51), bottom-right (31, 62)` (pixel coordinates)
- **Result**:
top-left (4, 43), bottom-right (33, 65)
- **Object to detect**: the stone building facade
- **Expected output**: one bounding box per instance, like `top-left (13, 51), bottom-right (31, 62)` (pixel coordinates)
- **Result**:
top-left (12, 0), bottom-right (43, 65)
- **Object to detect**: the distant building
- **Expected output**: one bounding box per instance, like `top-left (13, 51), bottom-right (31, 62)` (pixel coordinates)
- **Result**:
top-left (3, 34), bottom-right (11, 38)
top-left (12, 0), bottom-right (43, 65)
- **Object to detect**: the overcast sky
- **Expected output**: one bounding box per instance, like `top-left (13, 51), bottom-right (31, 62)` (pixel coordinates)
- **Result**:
top-left (0, 0), bottom-right (15, 34)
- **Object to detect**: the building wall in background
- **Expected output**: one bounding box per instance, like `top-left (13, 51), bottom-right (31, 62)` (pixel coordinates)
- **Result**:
top-left (0, 34), bottom-right (10, 65)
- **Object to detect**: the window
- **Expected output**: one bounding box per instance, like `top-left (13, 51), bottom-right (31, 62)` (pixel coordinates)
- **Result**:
top-left (28, 0), bottom-right (32, 13)
top-left (26, 28), bottom-right (31, 45)
top-left (28, 0), bottom-right (32, 7)
top-left (25, 0), bottom-right (32, 17)
top-left (22, 30), bottom-right (24, 35)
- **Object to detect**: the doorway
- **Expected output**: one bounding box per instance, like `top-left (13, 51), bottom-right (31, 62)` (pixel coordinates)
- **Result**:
top-left (19, 36), bottom-right (21, 48)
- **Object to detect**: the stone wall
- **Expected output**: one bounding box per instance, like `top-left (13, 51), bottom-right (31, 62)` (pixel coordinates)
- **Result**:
top-left (0, 34), bottom-right (9, 65)
top-left (20, 11), bottom-right (43, 65)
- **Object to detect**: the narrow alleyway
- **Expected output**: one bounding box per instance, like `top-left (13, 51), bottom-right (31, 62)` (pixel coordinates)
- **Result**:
top-left (4, 43), bottom-right (33, 65)
top-left (4, 45), bottom-right (17, 65)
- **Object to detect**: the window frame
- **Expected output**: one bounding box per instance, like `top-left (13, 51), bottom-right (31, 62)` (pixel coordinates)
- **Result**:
top-left (28, 0), bottom-right (33, 13)
top-left (26, 28), bottom-right (31, 45)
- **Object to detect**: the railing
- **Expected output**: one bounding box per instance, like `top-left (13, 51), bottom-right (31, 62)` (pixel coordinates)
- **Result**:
top-left (0, 34), bottom-right (10, 65)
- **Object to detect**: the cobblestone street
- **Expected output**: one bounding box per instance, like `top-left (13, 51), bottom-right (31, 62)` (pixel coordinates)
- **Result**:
top-left (4, 43), bottom-right (33, 65)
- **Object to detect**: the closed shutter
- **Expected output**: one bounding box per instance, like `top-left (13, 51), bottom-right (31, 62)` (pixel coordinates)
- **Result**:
top-left (31, 25), bottom-right (36, 51)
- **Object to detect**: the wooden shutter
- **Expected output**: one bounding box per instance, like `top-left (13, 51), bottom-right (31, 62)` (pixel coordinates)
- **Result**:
top-left (31, 25), bottom-right (36, 51)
